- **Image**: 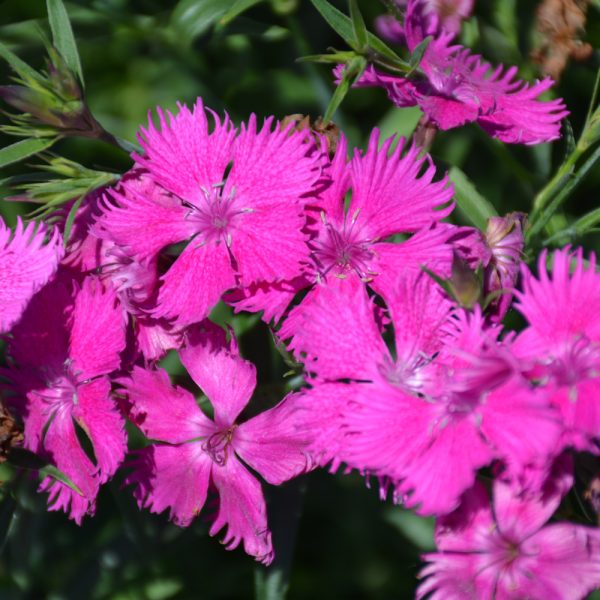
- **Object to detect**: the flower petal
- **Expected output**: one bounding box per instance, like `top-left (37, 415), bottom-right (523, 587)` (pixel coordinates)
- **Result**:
top-left (209, 456), bottom-right (273, 564)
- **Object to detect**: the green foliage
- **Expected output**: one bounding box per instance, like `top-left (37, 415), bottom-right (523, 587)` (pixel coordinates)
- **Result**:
top-left (47, 0), bottom-right (84, 86)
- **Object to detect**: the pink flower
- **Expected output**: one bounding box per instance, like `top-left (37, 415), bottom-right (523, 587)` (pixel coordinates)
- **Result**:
top-left (96, 99), bottom-right (322, 327)
top-left (418, 469), bottom-right (600, 599)
top-left (289, 276), bottom-right (561, 515)
top-left (62, 179), bottom-right (184, 362)
top-left (354, 0), bottom-right (568, 144)
top-left (376, 0), bottom-right (474, 41)
top-left (0, 217), bottom-right (63, 333)
top-left (239, 129), bottom-right (453, 325)
top-left (123, 321), bottom-right (312, 564)
top-left (4, 276), bottom-right (127, 523)
top-left (515, 248), bottom-right (600, 451)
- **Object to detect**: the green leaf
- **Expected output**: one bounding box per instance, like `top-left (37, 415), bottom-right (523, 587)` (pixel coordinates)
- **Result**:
top-left (62, 194), bottom-right (83, 244)
top-left (171, 0), bottom-right (237, 43)
top-left (39, 464), bottom-right (84, 495)
top-left (322, 56), bottom-right (366, 124)
top-left (218, 0), bottom-right (264, 27)
top-left (46, 0), bottom-right (84, 86)
top-left (407, 35), bottom-right (431, 76)
top-left (309, 0), bottom-right (409, 68)
top-left (0, 493), bottom-right (16, 552)
top-left (0, 137), bottom-right (57, 169)
top-left (7, 447), bottom-right (83, 495)
top-left (384, 507), bottom-right (435, 550)
top-left (349, 0), bottom-right (367, 50)
top-left (448, 166), bottom-right (497, 230)
top-left (0, 41), bottom-right (45, 84)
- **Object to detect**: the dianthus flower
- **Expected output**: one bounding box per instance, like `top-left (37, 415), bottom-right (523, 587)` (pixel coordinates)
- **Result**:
top-left (0, 217), bottom-right (63, 332)
top-left (123, 321), bottom-right (312, 564)
top-left (515, 248), bottom-right (600, 451)
top-left (352, 0), bottom-right (568, 144)
top-left (96, 98), bottom-right (322, 327)
top-left (376, 0), bottom-right (474, 41)
top-left (65, 178), bottom-right (183, 361)
top-left (234, 130), bottom-right (453, 324)
top-left (290, 274), bottom-right (561, 515)
top-left (418, 466), bottom-right (600, 599)
top-left (4, 276), bottom-right (127, 523)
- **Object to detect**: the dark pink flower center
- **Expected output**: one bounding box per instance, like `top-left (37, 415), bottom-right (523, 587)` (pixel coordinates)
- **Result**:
top-left (312, 215), bottom-right (376, 280)
top-left (185, 185), bottom-right (250, 246)
top-left (550, 336), bottom-right (600, 388)
top-left (202, 425), bottom-right (237, 467)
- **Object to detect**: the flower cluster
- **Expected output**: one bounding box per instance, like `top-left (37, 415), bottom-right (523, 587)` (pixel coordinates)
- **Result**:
top-left (1, 1), bottom-right (599, 595)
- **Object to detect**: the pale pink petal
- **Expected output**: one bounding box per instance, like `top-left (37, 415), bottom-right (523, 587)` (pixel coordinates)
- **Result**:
top-left (230, 203), bottom-right (310, 285)
top-left (0, 218), bottom-right (63, 333)
top-left (481, 378), bottom-right (562, 471)
top-left (72, 378), bottom-right (126, 484)
top-left (396, 415), bottom-right (494, 515)
top-left (152, 242), bottom-right (236, 326)
top-left (209, 456), bottom-right (273, 564)
top-left (134, 99), bottom-right (236, 202)
top-left (280, 279), bottom-right (388, 381)
top-left (95, 176), bottom-right (193, 262)
top-left (369, 225), bottom-right (454, 301)
top-left (234, 393), bottom-right (313, 485)
top-left (224, 113), bottom-right (321, 210)
top-left (69, 277), bottom-right (126, 379)
top-left (493, 458), bottom-right (574, 541)
top-left (519, 525), bottom-right (600, 599)
top-left (180, 322), bottom-right (256, 428)
top-left (128, 443), bottom-right (212, 527)
top-left (122, 366), bottom-right (214, 443)
top-left (349, 130), bottom-right (453, 240)
top-left (135, 317), bottom-right (184, 362)
top-left (225, 275), bottom-right (310, 324)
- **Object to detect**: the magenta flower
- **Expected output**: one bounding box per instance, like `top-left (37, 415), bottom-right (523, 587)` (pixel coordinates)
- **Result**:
top-left (289, 276), bottom-right (561, 515)
top-left (123, 321), bottom-right (312, 564)
top-left (62, 179), bottom-right (184, 361)
top-left (237, 130), bottom-right (454, 325)
top-left (376, 0), bottom-right (474, 41)
top-left (4, 276), bottom-right (127, 523)
top-left (0, 217), bottom-right (63, 333)
top-left (96, 99), bottom-right (322, 326)
top-left (354, 0), bottom-right (568, 144)
top-left (418, 471), bottom-right (600, 599)
top-left (515, 248), bottom-right (600, 451)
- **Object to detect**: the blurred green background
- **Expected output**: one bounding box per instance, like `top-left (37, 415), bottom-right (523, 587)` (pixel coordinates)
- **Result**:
top-left (1, 0), bottom-right (600, 598)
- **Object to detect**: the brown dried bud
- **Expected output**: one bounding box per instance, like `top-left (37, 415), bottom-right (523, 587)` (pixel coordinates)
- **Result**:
top-left (0, 401), bottom-right (23, 463)
top-left (281, 114), bottom-right (340, 157)
top-left (532, 0), bottom-right (592, 81)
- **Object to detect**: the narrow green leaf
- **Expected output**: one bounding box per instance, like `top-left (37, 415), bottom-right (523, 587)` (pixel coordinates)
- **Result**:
top-left (0, 41), bottom-right (45, 84)
top-left (0, 493), bottom-right (17, 552)
top-left (448, 166), bottom-right (497, 230)
top-left (309, 0), bottom-right (408, 67)
top-left (171, 0), bottom-right (236, 43)
top-left (46, 0), bottom-right (84, 86)
top-left (322, 56), bottom-right (366, 124)
top-left (63, 194), bottom-right (83, 244)
top-left (296, 51), bottom-right (357, 64)
top-left (384, 507), bottom-right (435, 550)
top-left (39, 464), bottom-right (84, 495)
top-left (349, 0), bottom-right (367, 50)
top-left (0, 137), bottom-right (57, 169)
top-left (407, 35), bottom-right (431, 76)
top-left (218, 0), bottom-right (264, 27)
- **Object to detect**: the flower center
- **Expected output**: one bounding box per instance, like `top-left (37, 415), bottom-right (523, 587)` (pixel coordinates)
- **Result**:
top-left (202, 425), bottom-right (237, 467)
top-left (185, 184), bottom-right (249, 246)
top-left (550, 335), bottom-right (600, 388)
top-left (312, 215), bottom-right (376, 280)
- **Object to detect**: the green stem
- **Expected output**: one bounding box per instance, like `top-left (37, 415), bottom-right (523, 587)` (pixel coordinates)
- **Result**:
top-left (254, 476), bottom-right (307, 600)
